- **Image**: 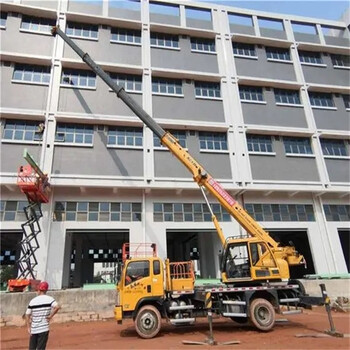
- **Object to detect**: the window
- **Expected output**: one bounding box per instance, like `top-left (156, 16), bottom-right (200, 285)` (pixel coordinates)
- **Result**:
top-left (274, 89), bottom-right (301, 105)
top-left (150, 32), bottom-right (179, 48)
top-left (66, 22), bottom-right (98, 39)
top-left (107, 126), bottom-right (143, 147)
top-left (343, 95), bottom-right (350, 109)
top-left (283, 136), bottom-right (312, 155)
top-left (195, 81), bottom-right (221, 98)
top-left (323, 205), bottom-right (350, 221)
top-left (239, 86), bottom-right (264, 102)
top-left (1, 201), bottom-right (28, 221)
top-left (153, 260), bottom-right (161, 275)
top-left (61, 69), bottom-right (96, 88)
top-left (331, 54), bottom-right (350, 68)
top-left (229, 13), bottom-right (253, 27)
top-left (247, 134), bottom-right (273, 153)
top-left (125, 261), bottom-right (149, 285)
top-left (88, 248), bottom-right (119, 261)
top-left (321, 139), bottom-right (347, 156)
top-left (0, 201), bottom-right (4, 221)
top-left (13, 64), bottom-right (50, 84)
top-left (299, 51), bottom-right (323, 65)
top-left (266, 47), bottom-right (291, 61)
top-left (199, 132), bottom-right (228, 151)
top-left (154, 130), bottom-right (186, 148)
top-left (152, 78), bottom-right (183, 95)
top-left (153, 202), bottom-right (230, 222)
top-left (233, 42), bottom-right (256, 57)
top-left (309, 92), bottom-right (335, 108)
top-left (54, 201), bottom-right (142, 222)
top-left (21, 15), bottom-right (55, 34)
top-left (292, 22), bottom-right (317, 35)
top-left (111, 27), bottom-right (141, 44)
top-left (150, 2), bottom-right (179, 16)
top-left (245, 203), bottom-right (315, 221)
top-left (186, 6), bottom-right (211, 22)
top-left (109, 73), bottom-right (142, 92)
top-left (258, 18), bottom-right (284, 31)
top-left (55, 123), bottom-right (94, 144)
top-left (0, 12), bottom-right (7, 28)
top-left (190, 37), bottom-right (215, 53)
top-left (3, 120), bottom-right (43, 142)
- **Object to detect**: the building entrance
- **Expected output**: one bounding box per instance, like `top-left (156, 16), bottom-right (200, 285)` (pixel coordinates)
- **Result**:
top-left (0, 231), bottom-right (22, 287)
top-left (63, 230), bottom-right (129, 288)
top-left (166, 230), bottom-right (222, 279)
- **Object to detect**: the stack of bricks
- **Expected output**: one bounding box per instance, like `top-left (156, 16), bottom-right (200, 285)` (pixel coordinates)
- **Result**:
top-left (51, 310), bottom-right (114, 324)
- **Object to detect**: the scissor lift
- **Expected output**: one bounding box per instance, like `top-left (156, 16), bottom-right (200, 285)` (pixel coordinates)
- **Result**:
top-left (7, 149), bottom-right (50, 292)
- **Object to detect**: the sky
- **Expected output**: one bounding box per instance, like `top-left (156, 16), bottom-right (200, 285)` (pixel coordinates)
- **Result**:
top-left (198, 1), bottom-right (350, 21)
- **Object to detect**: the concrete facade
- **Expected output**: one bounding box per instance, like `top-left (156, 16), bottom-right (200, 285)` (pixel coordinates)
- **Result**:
top-left (0, 0), bottom-right (349, 290)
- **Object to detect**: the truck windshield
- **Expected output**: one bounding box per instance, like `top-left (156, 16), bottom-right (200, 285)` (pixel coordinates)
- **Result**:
top-left (125, 260), bottom-right (150, 285)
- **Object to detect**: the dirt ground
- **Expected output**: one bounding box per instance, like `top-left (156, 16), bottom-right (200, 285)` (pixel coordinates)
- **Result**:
top-left (1, 307), bottom-right (349, 350)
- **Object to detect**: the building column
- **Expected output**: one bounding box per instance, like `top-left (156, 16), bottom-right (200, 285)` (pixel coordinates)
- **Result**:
top-left (82, 240), bottom-right (94, 284)
top-left (72, 235), bottom-right (83, 287)
top-left (252, 15), bottom-right (261, 37)
top-left (312, 194), bottom-right (337, 273)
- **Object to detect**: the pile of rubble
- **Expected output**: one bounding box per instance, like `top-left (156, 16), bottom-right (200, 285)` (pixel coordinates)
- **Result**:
top-left (331, 297), bottom-right (350, 313)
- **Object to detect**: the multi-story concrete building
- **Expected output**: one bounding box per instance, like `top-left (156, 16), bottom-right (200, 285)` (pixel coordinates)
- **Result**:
top-left (0, 0), bottom-right (349, 290)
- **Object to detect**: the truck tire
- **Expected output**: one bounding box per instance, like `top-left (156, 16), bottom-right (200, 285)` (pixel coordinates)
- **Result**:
top-left (135, 305), bottom-right (161, 339)
top-left (249, 298), bottom-right (275, 331)
top-left (289, 279), bottom-right (306, 295)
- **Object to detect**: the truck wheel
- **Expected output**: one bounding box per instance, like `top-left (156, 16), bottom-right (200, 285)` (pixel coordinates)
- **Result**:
top-left (289, 279), bottom-right (306, 295)
top-left (135, 305), bottom-right (161, 339)
top-left (249, 298), bottom-right (275, 331)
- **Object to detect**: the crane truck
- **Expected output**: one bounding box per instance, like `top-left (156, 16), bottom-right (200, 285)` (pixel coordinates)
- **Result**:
top-left (52, 26), bottom-right (326, 339)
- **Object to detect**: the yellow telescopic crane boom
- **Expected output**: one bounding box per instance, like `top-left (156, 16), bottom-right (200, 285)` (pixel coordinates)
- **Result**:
top-left (52, 26), bottom-right (305, 281)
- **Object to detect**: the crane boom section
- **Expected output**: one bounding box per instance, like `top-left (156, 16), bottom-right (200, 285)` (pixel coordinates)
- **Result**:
top-left (52, 26), bottom-right (295, 258)
top-left (161, 133), bottom-right (278, 248)
top-left (52, 26), bottom-right (165, 140)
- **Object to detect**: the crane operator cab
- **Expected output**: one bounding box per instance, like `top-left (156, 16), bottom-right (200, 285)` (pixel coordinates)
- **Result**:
top-left (221, 237), bottom-right (283, 283)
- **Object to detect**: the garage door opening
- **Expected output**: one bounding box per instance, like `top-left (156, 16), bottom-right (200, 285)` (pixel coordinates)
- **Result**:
top-left (0, 231), bottom-right (22, 288)
top-left (338, 230), bottom-right (349, 272)
top-left (63, 230), bottom-right (129, 288)
top-left (166, 230), bottom-right (222, 279)
top-left (268, 230), bottom-right (315, 279)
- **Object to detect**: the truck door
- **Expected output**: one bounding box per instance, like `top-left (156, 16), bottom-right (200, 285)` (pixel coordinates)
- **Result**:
top-left (123, 260), bottom-right (152, 312)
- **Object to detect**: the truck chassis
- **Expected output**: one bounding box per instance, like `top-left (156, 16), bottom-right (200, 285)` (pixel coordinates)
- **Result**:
top-left (124, 282), bottom-right (321, 338)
